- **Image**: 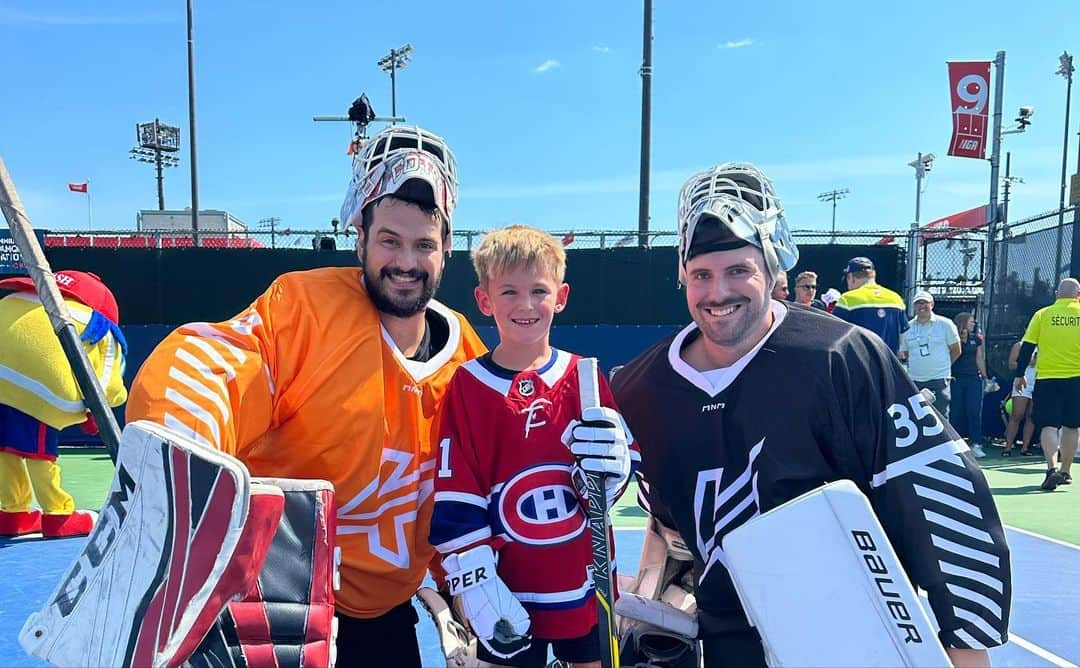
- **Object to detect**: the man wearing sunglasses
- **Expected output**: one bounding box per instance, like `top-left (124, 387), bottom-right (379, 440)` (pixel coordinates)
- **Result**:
top-left (793, 271), bottom-right (826, 310)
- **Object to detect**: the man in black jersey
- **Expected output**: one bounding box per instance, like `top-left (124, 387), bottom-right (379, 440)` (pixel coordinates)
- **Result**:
top-left (611, 163), bottom-right (1010, 668)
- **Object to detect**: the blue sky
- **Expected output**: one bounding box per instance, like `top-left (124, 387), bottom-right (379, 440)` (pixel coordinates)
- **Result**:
top-left (2, 0), bottom-right (1077, 238)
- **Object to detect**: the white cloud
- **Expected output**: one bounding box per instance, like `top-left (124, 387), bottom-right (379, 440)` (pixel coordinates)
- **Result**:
top-left (719, 38), bottom-right (754, 49)
top-left (533, 59), bottom-right (561, 74)
top-left (592, 46), bottom-right (611, 54)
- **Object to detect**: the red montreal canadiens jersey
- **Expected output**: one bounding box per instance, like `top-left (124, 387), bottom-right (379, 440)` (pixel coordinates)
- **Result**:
top-left (430, 349), bottom-right (640, 640)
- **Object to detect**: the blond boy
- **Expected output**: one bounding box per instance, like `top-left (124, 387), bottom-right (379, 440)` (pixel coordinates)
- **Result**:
top-left (429, 225), bottom-right (639, 667)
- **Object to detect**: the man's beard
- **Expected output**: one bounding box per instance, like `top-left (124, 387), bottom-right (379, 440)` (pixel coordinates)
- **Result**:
top-left (361, 247), bottom-right (442, 318)
top-left (694, 296), bottom-right (771, 349)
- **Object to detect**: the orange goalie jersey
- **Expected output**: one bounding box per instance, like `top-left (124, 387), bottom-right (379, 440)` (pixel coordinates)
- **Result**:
top-left (126, 267), bottom-right (486, 618)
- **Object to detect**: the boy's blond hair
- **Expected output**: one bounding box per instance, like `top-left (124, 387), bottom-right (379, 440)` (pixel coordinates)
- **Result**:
top-left (472, 225), bottom-right (567, 286)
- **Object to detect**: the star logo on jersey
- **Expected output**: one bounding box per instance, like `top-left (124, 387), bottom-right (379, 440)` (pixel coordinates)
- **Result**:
top-left (336, 449), bottom-right (435, 568)
top-left (518, 378), bottom-right (535, 397)
top-left (694, 438), bottom-right (765, 582)
top-left (519, 398), bottom-right (552, 438)
top-left (497, 463), bottom-right (586, 546)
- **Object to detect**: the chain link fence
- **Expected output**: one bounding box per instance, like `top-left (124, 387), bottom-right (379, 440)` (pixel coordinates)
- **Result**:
top-left (984, 206), bottom-right (1077, 374)
top-left (41, 227), bottom-right (910, 252)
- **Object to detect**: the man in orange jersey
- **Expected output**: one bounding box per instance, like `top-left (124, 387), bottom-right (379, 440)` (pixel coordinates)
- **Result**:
top-left (127, 124), bottom-right (486, 667)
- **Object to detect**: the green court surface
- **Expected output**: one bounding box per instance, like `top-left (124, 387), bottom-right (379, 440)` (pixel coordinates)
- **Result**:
top-left (49, 444), bottom-right (1077, 545)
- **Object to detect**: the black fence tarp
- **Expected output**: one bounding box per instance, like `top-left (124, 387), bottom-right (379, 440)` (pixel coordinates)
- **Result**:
top-left (38, 243), bottom-right (902, 326)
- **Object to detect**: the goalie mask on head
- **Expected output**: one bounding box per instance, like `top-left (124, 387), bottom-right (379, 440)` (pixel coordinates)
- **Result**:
top-left (676, 162), bottom-right (798, 285)
top-left (339, 124), bottom-right (458, 242)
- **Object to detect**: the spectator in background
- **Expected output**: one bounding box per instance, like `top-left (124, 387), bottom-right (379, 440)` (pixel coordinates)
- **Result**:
top-left (771, 270), bottom-right (789, 301)
top-left (951, 312), bottom-right (988, 458)
top-left (833, 257), bottom-right (908, 353)
top-left (793, 271), bottom-right (826, 309)
top-left (1003, 340), bottom-right (1037, 456)
top-left (898, 291), bottom-right (960, 419)
top-left (1013, 278), bottom-right (1080, 491)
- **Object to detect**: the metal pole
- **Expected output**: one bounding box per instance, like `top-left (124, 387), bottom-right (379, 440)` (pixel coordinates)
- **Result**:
top-left (1055, 54), bottom-right (1073, 283)
top-left (906, 153), bottom-right (924, 314)
top-left (981, 50), bottom-right (1006, 326)
top-left (1003, 152), bottom-right (1012, 225)
top-left (155, 148), bottom-right (165, 210)
top-left (86, 179), bottom-right (93, 237)
top-left (915, 152), bottom-right (923, 223)
top-left (1001, 153), bottom-right (1012, 295)
top-left (637, 0), bottom-right (653, 247)
top-left (831, 198), bottom-right (838, 238)
top-left (390, 52), bottom-right (398, 120)
top-left (186, 0), bottom-right (200, 245)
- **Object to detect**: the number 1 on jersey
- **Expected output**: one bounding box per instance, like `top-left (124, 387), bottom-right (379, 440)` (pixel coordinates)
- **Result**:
top-left (437, 437), bottom-right (453, 478)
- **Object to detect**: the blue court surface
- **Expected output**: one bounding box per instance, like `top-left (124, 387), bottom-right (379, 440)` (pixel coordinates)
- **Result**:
top-left (1, 526), bottom-right (1076, 667)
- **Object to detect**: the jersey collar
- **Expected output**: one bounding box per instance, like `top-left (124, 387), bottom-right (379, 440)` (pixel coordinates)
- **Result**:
top-left (667, 301), bottom-right (787, 398)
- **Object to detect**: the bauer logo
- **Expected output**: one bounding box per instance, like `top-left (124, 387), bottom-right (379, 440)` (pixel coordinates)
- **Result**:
top-left (851, 529), bottom-right (925, 644)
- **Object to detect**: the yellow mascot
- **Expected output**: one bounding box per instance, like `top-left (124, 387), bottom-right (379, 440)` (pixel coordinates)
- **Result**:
top-left (0, 270), bottom-right (127, 538)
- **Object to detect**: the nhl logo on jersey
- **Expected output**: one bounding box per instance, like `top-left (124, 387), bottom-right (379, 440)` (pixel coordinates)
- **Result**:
top-left (518, 378), bottom-right (535, 397)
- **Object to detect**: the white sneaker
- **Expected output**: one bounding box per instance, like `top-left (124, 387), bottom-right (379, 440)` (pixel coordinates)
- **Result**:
top-left (971, 444), bottom-right (986, 459)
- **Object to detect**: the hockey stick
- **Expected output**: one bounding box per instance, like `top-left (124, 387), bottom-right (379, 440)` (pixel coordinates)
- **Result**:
top-left (0, 156), bottom-right (121, 462)
top-left (576, 357), bottom-right (620, 668)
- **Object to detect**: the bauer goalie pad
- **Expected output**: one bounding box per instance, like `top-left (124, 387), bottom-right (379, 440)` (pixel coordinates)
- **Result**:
top-left (20, 420), bottom-right (283, 668)
top-left (722, 479), bottom-right (950, 667)
top-left (185, 478), bottom-right (339, 668)
top-left (415, 586), bottom-right (477, 668)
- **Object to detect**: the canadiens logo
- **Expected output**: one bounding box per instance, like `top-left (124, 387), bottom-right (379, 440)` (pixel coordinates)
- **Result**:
top-left (518, 378), bottom-right (535, 397)
top-left (519, 398), bottom-right (552, 438)
top-left (498, 464), bottom-right (586, 546)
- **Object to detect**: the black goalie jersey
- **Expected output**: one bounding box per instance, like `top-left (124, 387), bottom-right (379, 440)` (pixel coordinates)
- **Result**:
top-left (611, 304), bottom-right (1011, 651)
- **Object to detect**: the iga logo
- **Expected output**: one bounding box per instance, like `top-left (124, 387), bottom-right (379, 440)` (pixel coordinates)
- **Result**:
top-left (498, 464), bottom-right (586, 546)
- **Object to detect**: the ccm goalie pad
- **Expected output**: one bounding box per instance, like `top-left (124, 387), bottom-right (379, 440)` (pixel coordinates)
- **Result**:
top-left (19, 420), bottom-right (283, 668)
top-left (185, 478), bottom-right (339, 668)
top-left (722, 480), bottom-right (950, 667)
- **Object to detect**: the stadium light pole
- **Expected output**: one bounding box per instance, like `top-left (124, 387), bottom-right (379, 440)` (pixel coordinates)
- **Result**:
top-left (186, 0), bottom-right (200, 244)
top-left (377, 44), bottom-right (413, 123)
top-left (129, 119), bottom-right (181, 210)
top-left (1054, 51), bottom-right (1073, 283)
top-left (637, 0), bottom-right (653, 248)
top-left (817, 188), bottom-right (849, 242)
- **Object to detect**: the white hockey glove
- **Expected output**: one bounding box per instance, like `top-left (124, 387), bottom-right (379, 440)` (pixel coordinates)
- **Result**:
top-left (443, 544), bottom-right (531, 660)
top-left (561, 406), bottom-right (634, 508)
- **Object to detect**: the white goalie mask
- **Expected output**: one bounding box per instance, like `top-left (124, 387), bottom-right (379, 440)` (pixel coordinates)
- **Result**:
top-left (676, 162), bottom-right (798, 285)
top-left (339, 124), bottom-right (458, 239)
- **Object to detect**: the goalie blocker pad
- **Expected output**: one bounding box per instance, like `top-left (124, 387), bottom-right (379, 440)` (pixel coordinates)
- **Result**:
top-left (722, 480), bottom-right (950, 667)
top-left (186, 478), bottom-right (339, 668)
top-left (19, 420), bottom-right (283, 668)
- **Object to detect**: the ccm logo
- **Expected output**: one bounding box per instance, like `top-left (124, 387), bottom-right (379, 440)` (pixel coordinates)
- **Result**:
top-left (851, 530), bottom-right (924, 644)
